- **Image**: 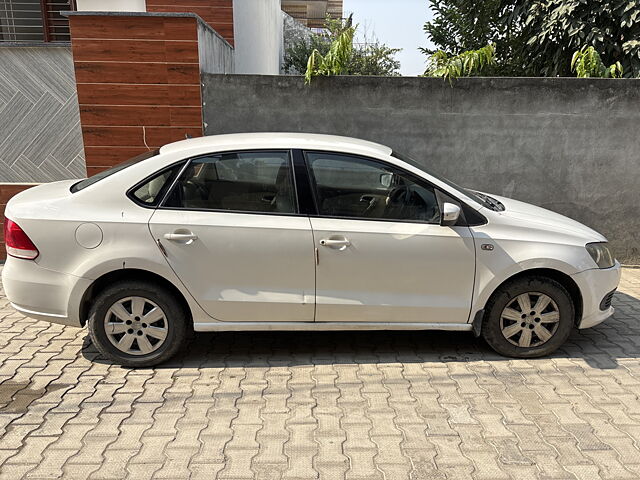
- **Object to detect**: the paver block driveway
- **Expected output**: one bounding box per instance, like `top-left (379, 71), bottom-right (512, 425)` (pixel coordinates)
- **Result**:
top-left (0, 267), bottom-right (639, 479)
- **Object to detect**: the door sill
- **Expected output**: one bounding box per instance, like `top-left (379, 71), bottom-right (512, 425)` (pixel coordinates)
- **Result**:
top-left (193, 322), bottom-right (473, 332)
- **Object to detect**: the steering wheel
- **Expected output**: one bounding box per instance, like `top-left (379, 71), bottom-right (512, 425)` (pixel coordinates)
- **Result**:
top-left (386, 185), bottom-right (435, 221)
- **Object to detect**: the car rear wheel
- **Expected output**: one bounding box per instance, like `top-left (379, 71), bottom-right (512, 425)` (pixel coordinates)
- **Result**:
top-left (481, 276), bottom-right (574, 358)
top-left (88, 281), bottom-right (190, 367)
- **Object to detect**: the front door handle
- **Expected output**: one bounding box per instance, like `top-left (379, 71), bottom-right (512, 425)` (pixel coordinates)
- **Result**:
top-left (319, 238), bottom-right (350, 248)
top-left (164, 232), bottom-right (198, 242)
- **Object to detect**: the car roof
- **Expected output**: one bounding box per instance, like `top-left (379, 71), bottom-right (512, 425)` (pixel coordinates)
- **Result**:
top-left (159, 132), bottom-right (393, 158)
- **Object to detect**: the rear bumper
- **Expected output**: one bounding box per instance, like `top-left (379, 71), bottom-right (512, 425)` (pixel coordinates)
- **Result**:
top-left (571, 261), bottom-right (622, 329)
top-left (1, 258), bottom-right (89, 327)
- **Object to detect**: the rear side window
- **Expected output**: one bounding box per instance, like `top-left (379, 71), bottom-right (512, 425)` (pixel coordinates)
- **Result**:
top-left (163, 151), bottom-right (296, 214)
top-left (130, 163), bottom-right (184, 206)
top-left (71, 150), bottom-right (160, 193)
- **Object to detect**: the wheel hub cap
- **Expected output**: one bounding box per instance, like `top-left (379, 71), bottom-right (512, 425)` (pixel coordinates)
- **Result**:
top-left (500, 292), bottom-right (560, 348)
top-left (104, 296), bottom-right (168, 356)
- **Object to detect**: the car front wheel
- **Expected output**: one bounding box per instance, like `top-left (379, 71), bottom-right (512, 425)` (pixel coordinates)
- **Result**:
top-left (88, 280), bottom-right (190, 367)
top-left (481, 276), bottom-right (575, 358)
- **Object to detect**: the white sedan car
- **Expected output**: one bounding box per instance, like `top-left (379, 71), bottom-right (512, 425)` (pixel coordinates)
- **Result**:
top-left (2, 133), bottom-right (620, 366)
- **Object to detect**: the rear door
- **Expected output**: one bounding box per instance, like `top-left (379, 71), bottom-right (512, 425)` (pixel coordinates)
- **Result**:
top-left (149, 150), bottom-right (316, 323)
top-left (303, 151), bottom-right (476, 324)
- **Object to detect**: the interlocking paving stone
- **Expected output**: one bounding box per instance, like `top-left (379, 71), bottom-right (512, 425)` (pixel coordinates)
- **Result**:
top-left (1, 268), bottom-right (640, 478)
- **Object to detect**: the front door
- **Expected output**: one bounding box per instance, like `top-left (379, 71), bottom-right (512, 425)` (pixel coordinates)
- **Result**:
top-left (304, 151), bottom-right (476, 324)
top-left (149, 150), bottom-right (315, 323)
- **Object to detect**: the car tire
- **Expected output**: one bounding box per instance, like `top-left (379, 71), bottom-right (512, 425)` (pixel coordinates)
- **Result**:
top-left (481, 276), bottom-right (574, 358)
top-left (88, 280), bottom-right (190, 367)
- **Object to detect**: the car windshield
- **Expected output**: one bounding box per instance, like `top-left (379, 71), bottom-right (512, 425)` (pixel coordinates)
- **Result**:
top-left (70, 149), bottom-right (160, 193)
top-left (391, 151), bottom-right (504, 211)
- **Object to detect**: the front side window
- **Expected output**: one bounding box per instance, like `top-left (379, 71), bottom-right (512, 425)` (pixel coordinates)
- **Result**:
top-left (306, 152), bottom-right (441, 223)
top-left (163, 151), bottom-right (296, 214)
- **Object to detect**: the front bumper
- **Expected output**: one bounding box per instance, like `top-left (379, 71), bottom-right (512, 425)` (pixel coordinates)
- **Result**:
top-left (571, 261), bottom-right (622, 329)
top-left (1, 257), bottom-right (90, 327)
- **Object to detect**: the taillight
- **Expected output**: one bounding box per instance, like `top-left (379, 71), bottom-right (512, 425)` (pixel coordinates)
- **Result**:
top-left (4, 218), bottom-right (39, 260)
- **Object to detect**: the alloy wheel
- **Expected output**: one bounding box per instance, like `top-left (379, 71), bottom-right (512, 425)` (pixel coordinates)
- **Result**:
top-left (103, 296), bottom-right (168, 355)
top-left (500, 292), bottom-right (560, 348)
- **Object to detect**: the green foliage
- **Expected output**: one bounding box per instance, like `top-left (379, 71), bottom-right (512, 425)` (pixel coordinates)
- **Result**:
top-left (422, 0), bottom-right (502, 54)
top-left (513, 0), bottom-right (640, 77)
top-left (284, 15), bottom-right (401, 82)
top-left (282, 35), bottom-right (331, 75)
top-left (305, 26), bottom-right (355, 84)
top-left (422, 0), bottom-right (640, 77)
top-left (571, 46), bottom-right (623, 78)
top-left (425, 44), bottom-right (496, 81)
top-left (421, 0), bottom-right (520, 76)
top-left (350, 43), bottom-right (402, 76)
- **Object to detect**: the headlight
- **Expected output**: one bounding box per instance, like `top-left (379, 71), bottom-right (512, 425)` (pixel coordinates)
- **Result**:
top-left (586, 242), bottom-right (615, 269)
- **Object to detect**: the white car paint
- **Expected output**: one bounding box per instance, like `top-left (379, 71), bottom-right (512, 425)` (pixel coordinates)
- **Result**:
top-left (149, 209), bottom-right (316, 323)
top-left (310, 217), bottom-right (475, 324)
top-left (1, 133), bottom-right (621, 339)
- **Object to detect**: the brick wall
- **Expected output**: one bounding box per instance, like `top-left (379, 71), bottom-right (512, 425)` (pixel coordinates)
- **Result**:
top-left (0, 184), bottom-right (36, 261)
top-left (146, 0), bottom-right (234, 45)
top-left (69, 14), bottom-right (204, 174)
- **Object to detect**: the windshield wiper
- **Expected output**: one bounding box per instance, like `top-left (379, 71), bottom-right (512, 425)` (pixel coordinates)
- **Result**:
top-left (473, 192), bottom-right (505, 212)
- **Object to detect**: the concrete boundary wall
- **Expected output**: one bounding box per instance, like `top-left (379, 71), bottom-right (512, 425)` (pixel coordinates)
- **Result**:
top-left (202, 74), bottom-right (640, 263)
top-left (198, 18), bottom-right (234, 75)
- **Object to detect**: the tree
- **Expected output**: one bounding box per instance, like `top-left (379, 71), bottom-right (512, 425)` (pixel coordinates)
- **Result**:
top-left (350, 43), bottom-right (401, 76)
top-left (284, 15), bottom-right (401, 79)
top-left (422, 0), bottom-right (640, 77)
top-left (512, 1), bottom-right (640, 77)
top-left (282, 35), bottom-right (332, 75)
top-left (421, 0), bottom-right (520, 76)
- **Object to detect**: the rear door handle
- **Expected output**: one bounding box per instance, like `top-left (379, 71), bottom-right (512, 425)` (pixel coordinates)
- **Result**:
top-left (319, 238), bottom-right (350, 248)
top-left (164, 232), bottom-right (198, 242)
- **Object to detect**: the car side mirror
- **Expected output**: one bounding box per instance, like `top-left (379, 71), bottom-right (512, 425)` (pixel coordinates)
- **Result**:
top-left (441, 203), bottom-right (461, 226)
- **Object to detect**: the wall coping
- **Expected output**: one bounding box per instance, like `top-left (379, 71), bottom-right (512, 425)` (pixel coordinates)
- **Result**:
top-left (0, 183), bottom-right (40, 186)
top-left (201, 72), bottom-right (640, 85)
top-left (62, 10), bottom-right (233, 49)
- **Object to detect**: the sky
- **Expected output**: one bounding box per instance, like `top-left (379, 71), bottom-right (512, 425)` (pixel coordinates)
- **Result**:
top-left (342, 0), bottom-right (435, 76)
